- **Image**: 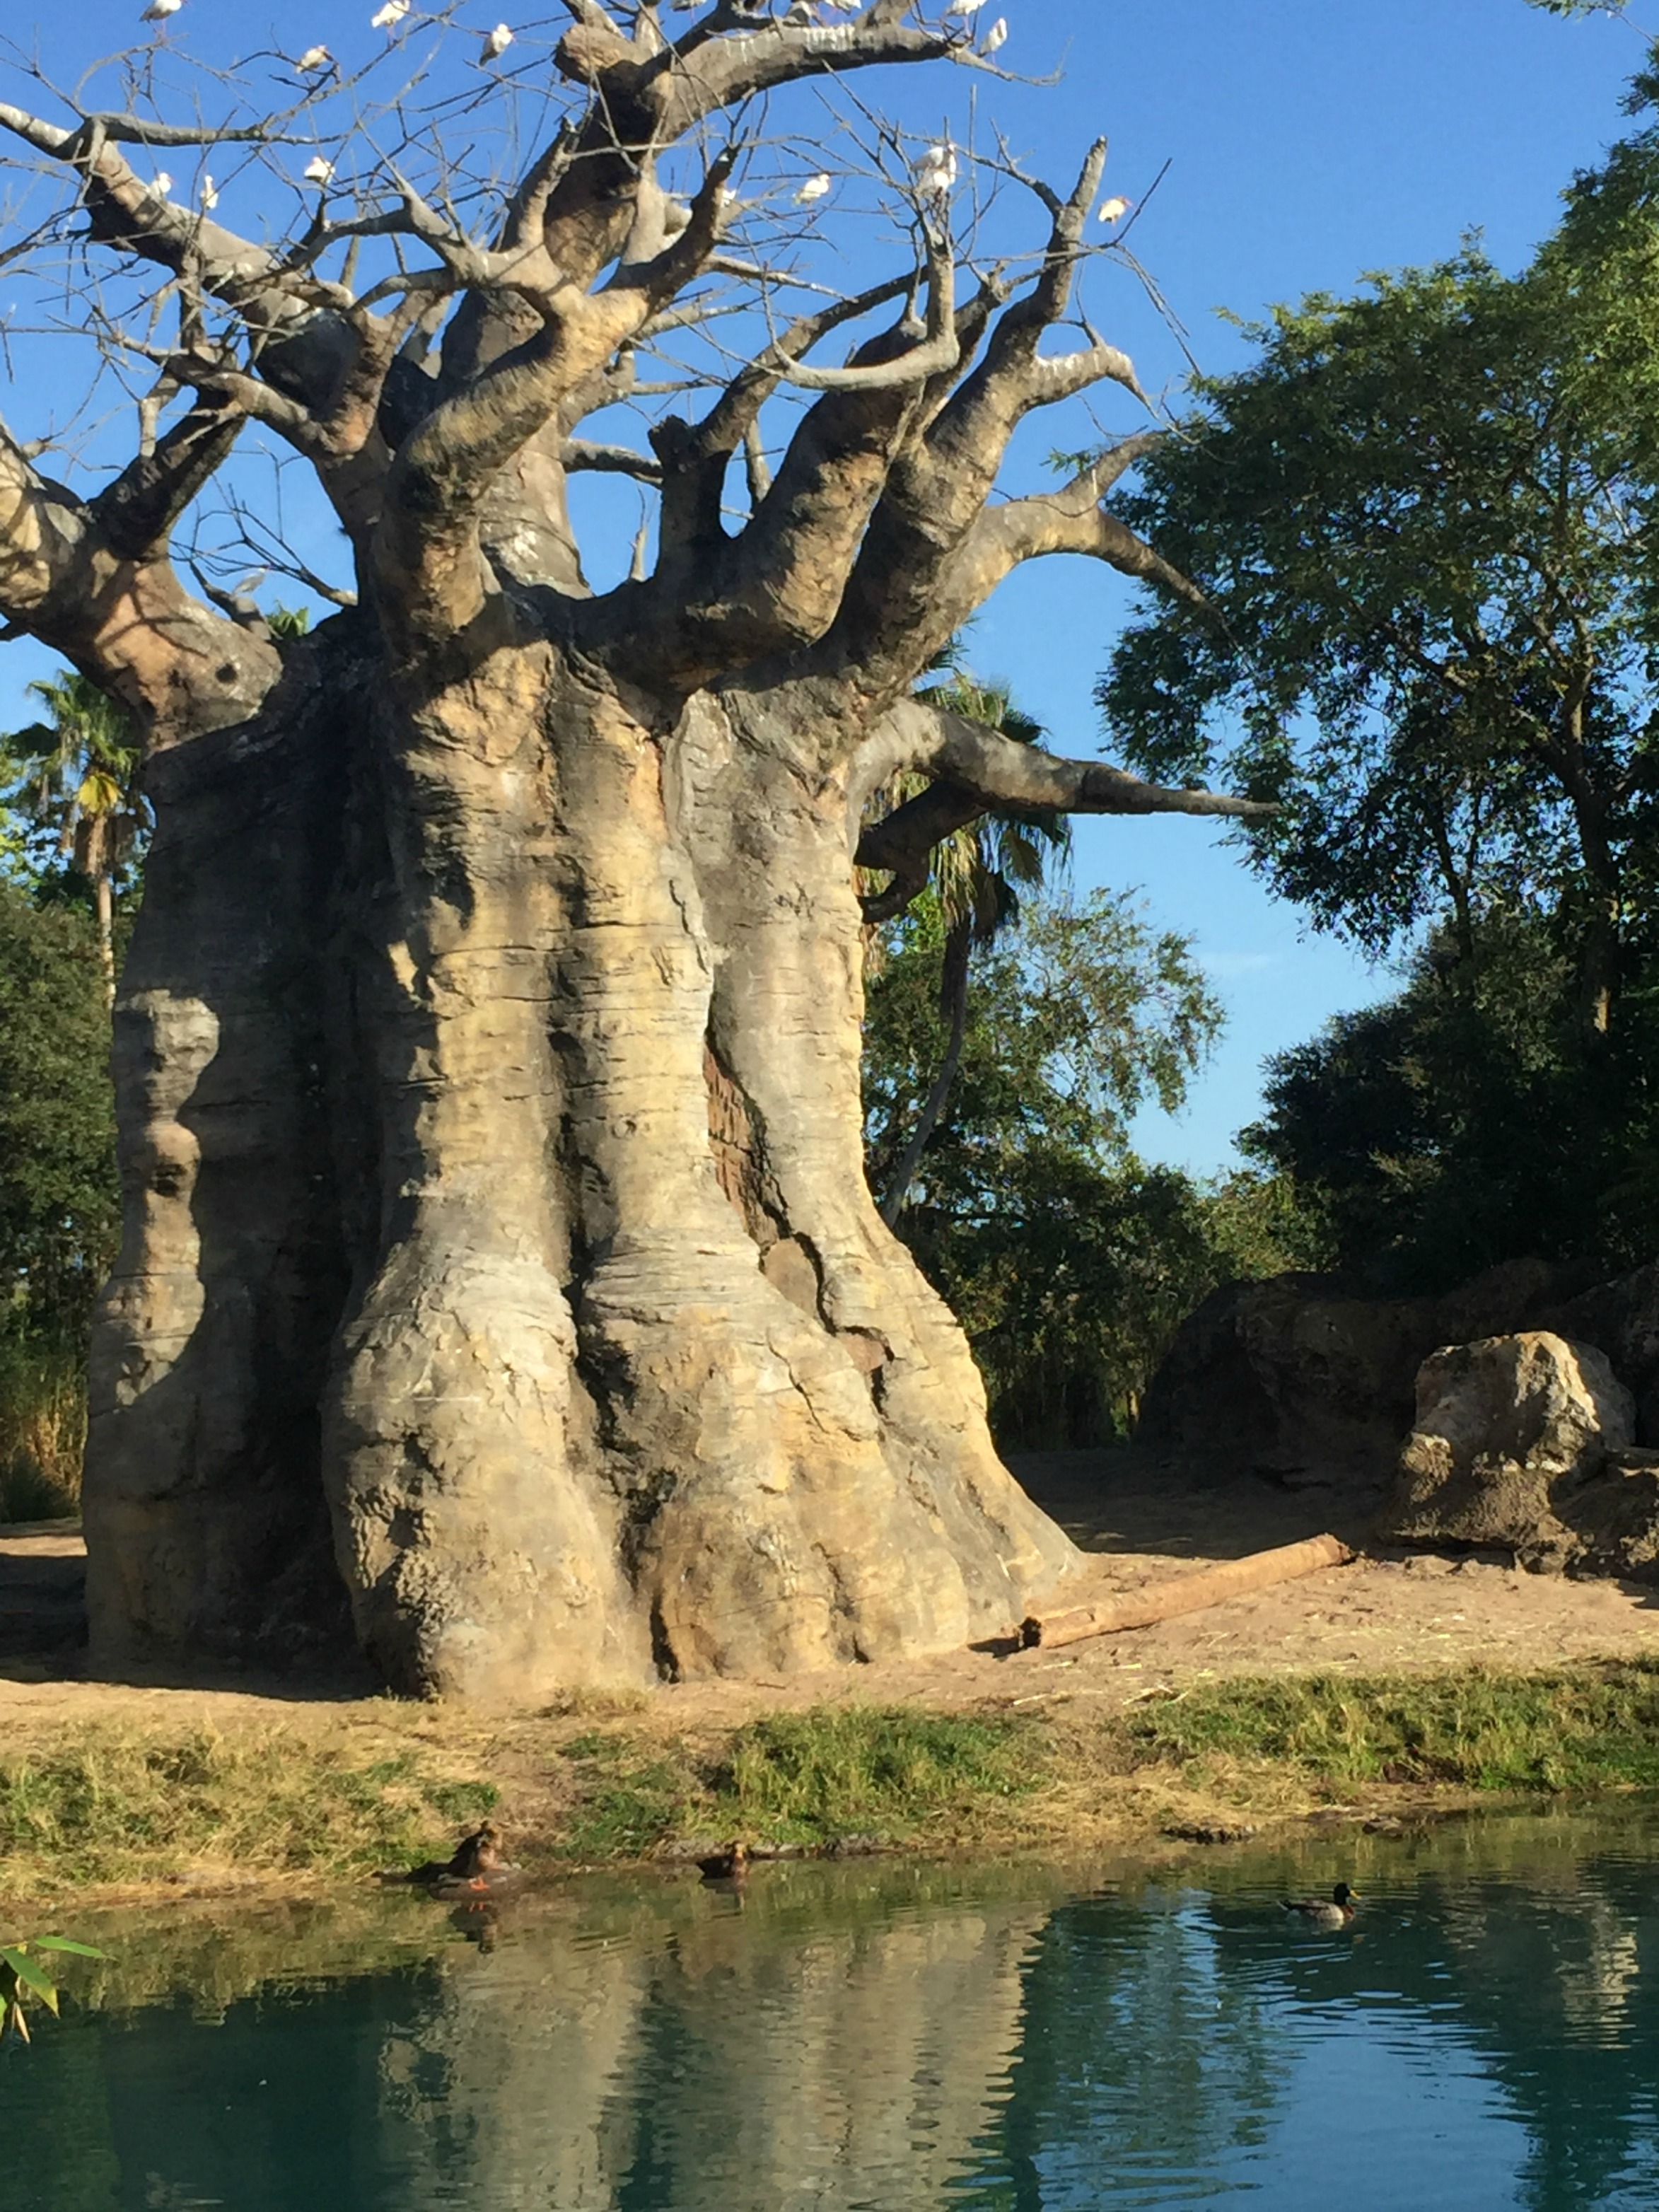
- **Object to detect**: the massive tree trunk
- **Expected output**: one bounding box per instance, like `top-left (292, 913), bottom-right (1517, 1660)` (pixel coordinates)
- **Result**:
top-left (85, 635), bottom-right (1078, 1698)
top-left (1, 2), bottom-right (1269, 1700)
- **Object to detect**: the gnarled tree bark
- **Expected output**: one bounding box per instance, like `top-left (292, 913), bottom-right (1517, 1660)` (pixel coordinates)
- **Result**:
top-left (0, 3), bottom-right (1268, 1701)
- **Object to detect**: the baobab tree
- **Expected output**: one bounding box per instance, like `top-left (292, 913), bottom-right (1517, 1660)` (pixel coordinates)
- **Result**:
top-left (0, 1), bottom-right (1263, 1701)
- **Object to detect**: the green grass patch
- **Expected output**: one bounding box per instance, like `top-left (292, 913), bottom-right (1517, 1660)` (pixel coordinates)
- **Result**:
top-left (555, 1706), bottom-right (1042, 1859)
top-left (0, 1728), bottom-right (498, 1892)
top-left (712, 1706), bottom-right (1040, 1844)
top-left (1122, 1660), bottom-right (1659, 1793)
top-left (15, 1665), bottom-right (1659, 1893)
top-left (557, 1731), bottom-right (705, 1860)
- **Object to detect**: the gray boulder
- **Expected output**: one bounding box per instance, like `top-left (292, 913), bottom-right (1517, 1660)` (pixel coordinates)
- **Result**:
top-left (1389, 1332), bottom-right (1634, 1570)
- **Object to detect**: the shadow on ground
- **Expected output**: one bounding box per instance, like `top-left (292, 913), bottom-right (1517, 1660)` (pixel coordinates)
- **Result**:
top-left (1008, 1445), bottom-right (1388, 1563)
top-left (1, 1449), bottom-right (1390, 1686)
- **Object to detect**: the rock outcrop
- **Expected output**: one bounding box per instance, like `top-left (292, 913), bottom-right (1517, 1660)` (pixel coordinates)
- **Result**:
top-left (1548, 1262), bottom-right (1659, 1443)
top-left (1388, 1333), bottom-right (1634, 1568)
top-left (1137, 1257), bottom-right (1659, 1581)
top-left (1136, 1259), bottom-right (1578, 1495)
top-left (1560, 1450), bottom-right (1659, 1582)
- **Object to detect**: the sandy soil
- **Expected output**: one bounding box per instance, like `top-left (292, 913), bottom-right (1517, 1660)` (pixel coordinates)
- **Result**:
top-left (5, 1451), bottom-right (1658, 1746)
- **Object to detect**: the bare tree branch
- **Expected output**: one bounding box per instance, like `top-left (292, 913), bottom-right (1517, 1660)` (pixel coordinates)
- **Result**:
top-left (854, 699), bottom-right (1273, 918)
top-left (646, 269), bottom-right (915, 568)
top-left (502, 0), bottom-right (958, 308)
top-left (563, 438), bottom-right (663, 481)
top-left (932, 447), bottom-right (1208, 629)
top-left (827, 141), bottom-right (1149, 685)
top-left (0, 99), bottom-right (353, 401)
top-left (0, 416), bottom-right (279, 735)
top-left (379, 151), bottom-right (738, 639)
top-left (0, 419), bottom-right (85, 628)
top-left (91, 391), bottom-right (245, 559)
top-left (655, 2), bottom-right (957, 127)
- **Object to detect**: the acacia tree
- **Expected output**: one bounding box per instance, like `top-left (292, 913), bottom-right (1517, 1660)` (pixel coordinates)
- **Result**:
top-left (0, 2), bottom-right (1261, 1700)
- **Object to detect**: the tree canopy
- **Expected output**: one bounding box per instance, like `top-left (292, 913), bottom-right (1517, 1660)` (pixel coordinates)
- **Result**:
top-left (862, 887), bottom-right (1316, 1441)
top-left (1100, 52), bottom-right (1659, 1292)
top-left (1099, 79), bottom-right (1659, 1042)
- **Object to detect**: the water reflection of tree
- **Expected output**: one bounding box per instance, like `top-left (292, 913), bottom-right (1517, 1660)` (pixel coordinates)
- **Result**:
top-left (976, 1887), bottom-right (1288, 2211)
top-left (1421, 1860), bottom-right (1659, 2212)
top-left (10, 1834), bottom-right (1659, 2211)
top-left (1197, 1830), bottom-right (1659, 2212)
top-left (375, 1867), bottom-right (1058, 2212)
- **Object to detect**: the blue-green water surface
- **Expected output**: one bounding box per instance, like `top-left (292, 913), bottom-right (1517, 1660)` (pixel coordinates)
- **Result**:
top-left (6, 1808), bottom-right (1659, 2210)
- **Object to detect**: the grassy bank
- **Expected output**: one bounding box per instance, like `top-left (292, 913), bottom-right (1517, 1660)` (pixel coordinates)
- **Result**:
top-left (5, 1661), bottom-right (1659, 1901)
top-left (0, 1725), bottom-right (502, 1897)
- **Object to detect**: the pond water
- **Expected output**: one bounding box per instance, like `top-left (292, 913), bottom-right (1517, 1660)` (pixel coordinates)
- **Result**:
top-left (5, 1808), bottom-right (1659, 2211)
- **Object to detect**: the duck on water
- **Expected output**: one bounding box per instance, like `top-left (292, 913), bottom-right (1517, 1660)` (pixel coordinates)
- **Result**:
top-left (1283, 1882), bottom-right (1359, 1929)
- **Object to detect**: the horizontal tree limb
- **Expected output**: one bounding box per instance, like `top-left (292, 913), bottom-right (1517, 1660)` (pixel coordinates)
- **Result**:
top-left (563, 438), bottom-right (663, 482)
top-left (855, 699), bottom-right (1274, 892)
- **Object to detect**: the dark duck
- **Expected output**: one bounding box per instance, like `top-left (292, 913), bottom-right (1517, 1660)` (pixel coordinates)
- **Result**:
top-left (389, 1821), bottom-right (520, 1894)
top-left (697, 1841), bottom-right (750, 1884)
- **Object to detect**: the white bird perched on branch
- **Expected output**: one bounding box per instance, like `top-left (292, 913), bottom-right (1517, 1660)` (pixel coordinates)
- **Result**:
top-left (482, 23), bottom-right (513, 59)
top-left (141, 0), bottom-right (182, 19)
top-left (795, 173), bottom-right (832, 204)
top-left (983, 15), bottom-right (1007, 52)
top-left (371, 0), bottom-right (409, 28)
top-left (1096, 194), bottom-right (1130, 225)
top-left (294, 45), bottom-right (332, 71)
top-left (151, 170), bottom-right (173, 197)
top-left (303, 155), bottom-right (335, 185)
top-left (944, 0), bottom-right (986, 16)
top-left (913, 141), bottom-right (957, 197)
top-left (199, 174), bottom-right (218, 210)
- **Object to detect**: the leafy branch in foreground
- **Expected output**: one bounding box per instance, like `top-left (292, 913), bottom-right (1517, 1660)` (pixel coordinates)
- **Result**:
top-left (0, 1937), bottom-right (103, 2043)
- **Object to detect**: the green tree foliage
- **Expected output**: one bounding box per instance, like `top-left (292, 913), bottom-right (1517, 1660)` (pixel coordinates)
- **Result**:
top-left (1100, 233), bottom-right (1659, 1037)
top-left (863, 891), bottom-right (1321, 1445)
top-left (0, 677), bottom-right (131, 1518)
top-left (0, 883), bottom-right (118, 1334)
top-left (1098, 66), bottom-right (1659, 1290)
top-left (4, 673), bottom-right (146, 1003)
top-left (863, 655), bottom-right (1070, 1223)
top-left (1240, 916), bottom-right (1621, 1292)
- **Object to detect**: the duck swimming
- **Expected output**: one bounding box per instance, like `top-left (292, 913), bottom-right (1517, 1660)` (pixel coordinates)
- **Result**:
top-left (1283, 1881), bottom-right (1358, 1929)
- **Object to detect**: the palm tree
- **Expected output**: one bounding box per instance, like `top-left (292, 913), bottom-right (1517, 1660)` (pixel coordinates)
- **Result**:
top-left (863, 660), bottom-right (1070, 1225)
top-left (4, 673), bottom-right (146, 1003)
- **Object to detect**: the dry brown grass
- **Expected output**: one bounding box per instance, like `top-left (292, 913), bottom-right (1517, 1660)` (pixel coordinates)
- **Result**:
top-left (0, 1334), bottom-right (86, 1522)
top-left (0, 1716), bottom-right (501, 1900)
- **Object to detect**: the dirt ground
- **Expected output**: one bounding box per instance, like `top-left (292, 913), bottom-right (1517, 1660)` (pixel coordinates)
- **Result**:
top-left (6, 1450), bottom-right (1659, 1747)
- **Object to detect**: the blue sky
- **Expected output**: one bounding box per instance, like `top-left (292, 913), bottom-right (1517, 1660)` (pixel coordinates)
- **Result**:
top-left (0, 0), bottom-right (1648, 1168)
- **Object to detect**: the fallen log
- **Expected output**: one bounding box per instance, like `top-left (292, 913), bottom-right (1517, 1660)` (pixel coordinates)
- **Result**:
top-left (1017, 1532), bottom-right (1354, 1652)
